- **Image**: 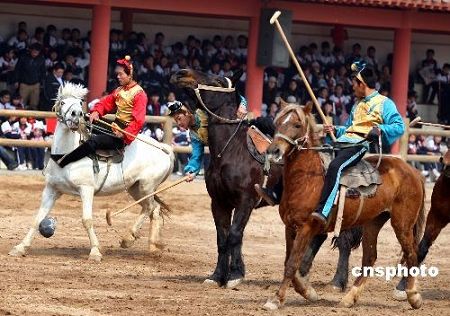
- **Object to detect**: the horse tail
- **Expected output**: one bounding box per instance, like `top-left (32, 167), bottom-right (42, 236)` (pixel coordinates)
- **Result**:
top-left (155, 194), bottom-right (172, 220)
top-left (413, 177), bottom-right (426, 248)
top-left (331, 226), bottom-right (363, 250)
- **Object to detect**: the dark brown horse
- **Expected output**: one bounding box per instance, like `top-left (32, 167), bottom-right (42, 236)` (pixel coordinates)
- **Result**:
top-left (264, 101), bottom-right (426, 310)
top-left (394, 150), bottom-right (450, 299)
top-left (170, 69), bottom-right (362, 290)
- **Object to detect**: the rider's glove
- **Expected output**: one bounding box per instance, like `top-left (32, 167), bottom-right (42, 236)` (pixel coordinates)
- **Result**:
top-left (366, 126), bottom-right (381, 142)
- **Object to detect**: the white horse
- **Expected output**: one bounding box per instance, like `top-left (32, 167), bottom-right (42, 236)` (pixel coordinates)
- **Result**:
top-left (9, 83), bottom-right (175, 261)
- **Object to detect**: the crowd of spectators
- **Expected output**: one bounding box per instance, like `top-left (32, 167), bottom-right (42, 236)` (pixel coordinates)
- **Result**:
top-left (0, 20), bottom-right (448, 179)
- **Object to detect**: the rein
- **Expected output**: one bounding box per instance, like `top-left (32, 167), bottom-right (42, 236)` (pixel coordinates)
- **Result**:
top-left (194, 78), bottom-right (244, 124)
top-left (273, 106), bottom-right (383, 169)
top-left (193, 78), bottom-right (248, 158)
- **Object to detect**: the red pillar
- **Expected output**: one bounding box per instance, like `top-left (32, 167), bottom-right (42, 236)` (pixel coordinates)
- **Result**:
top-left (88, 4), bottom-right (111, 101)
top-left (245, 13), bottom-right (264, 117)
top-left (390, 27), bottom-right (411, 153)
top-left (121, 10), bottom-right (133, 36)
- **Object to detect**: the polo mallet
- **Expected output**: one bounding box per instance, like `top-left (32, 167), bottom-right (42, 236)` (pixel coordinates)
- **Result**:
top-left (94, 117), bottom-right (171, 154)
top-left (270, 11), bottom-right (337, 142)
top-left (409, 116), bottom-right (450, 129)
top-left (106, 175), bottom-right (190, 226)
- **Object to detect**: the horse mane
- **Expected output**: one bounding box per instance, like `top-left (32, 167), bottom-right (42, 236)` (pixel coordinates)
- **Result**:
top-left (56, 82), bottom-right (89, 102)
top-left (274, 103), bottom-right (319, 146)
top-left (52, 82), bottom-right (89, 114)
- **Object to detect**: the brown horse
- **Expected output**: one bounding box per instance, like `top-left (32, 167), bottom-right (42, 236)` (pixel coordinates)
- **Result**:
top-left (394, 149), bottom-right (450, 299)
top-left (170, 69), bottom-right (363, 290)
top-left (263, 101), bottom-right (426, 310)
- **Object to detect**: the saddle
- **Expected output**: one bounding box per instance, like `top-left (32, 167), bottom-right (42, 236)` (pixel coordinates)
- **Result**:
top-left (319, 152), bottom-right (381, 198)
top-left (319, 151), bottom-right (382, 237)
top-left (246, 125), bottom-right (273, 164)
top-left (94, 149), bottom-right (124, 164)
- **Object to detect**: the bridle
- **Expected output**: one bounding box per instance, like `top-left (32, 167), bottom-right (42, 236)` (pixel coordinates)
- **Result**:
top-left (273, 106), bottom-right (311, 155)
top-left (193, 77), bottom-right (246, 124)
top-left (53, 98), bottom-right (83, 129)
top-left (192, 77), bottom-right (248, 157)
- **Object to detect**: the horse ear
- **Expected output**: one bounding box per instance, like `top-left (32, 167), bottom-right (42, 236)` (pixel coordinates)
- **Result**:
top-left (229, 69), bottom-right (243, 87)
top-left (303, 101), bottom-right (313, 115)
top-left (279, 98), bottom-right (289, 109)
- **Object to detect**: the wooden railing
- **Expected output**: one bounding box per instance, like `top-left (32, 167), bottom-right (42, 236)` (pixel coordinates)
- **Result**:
top-left (0, 110), bottom-right (446, 160)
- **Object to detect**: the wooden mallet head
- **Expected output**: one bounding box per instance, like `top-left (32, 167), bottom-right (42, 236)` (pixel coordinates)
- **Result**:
top-left (270, 11), bottom-right (281, 24)
top-left (409, 116), bottom-right (422, 127)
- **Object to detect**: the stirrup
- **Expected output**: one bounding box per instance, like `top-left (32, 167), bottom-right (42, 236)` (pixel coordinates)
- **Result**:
top-left (310, 212), bottom-right (328, 228)
top-left (254, 184), bottom-right (276, 206)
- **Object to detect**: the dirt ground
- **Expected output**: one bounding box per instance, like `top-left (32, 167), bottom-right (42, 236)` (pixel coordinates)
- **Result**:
top-left (0, 171), bottom-right (448, 316)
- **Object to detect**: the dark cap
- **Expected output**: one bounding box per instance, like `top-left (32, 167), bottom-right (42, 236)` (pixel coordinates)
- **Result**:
top-left (167, 100), bottom-right (184, 116)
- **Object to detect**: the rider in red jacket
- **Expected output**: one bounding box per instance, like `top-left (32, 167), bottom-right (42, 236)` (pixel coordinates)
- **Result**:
top-left (57, 55), bottom-right (148, 167)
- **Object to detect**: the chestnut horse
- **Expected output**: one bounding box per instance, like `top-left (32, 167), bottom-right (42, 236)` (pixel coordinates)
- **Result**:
top-left (170, 69), bottom-right (362, 290)
top-left (264, 101), bottom-right (426, 310)
top-left (394, 149), bottom-right (450, 299)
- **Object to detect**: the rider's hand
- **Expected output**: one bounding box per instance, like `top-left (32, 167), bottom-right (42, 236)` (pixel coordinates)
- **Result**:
top-left (366, 126), bottom-right (381, 142)
top-left (236, 104), bottom-right (248, 119)
top-left (89, 111), bottom-right (100, 123)
top-left (323, 124), bottom-right (334, 134)
top-left (185, 173), bottom-right (196, 182)
top-left (111, 122), bottom-right (124, 138)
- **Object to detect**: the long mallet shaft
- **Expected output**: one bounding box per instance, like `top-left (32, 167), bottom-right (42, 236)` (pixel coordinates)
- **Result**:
top-left (409, 116), bottom-right (450, 129)
top-left (106, 176), bottom-right (190, 226)
top-left (95, 118), bottom-right (170, 154)
top-left (270, 11), bottom-right (337, 142)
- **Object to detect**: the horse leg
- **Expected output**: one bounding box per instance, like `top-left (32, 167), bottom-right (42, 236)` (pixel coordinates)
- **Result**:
top-left (79, 185), bottom-right (102, 262)
top-left (394, 206), bottom-right (447, 300)
top-left (264, 222), bottom-right (321, 310)
top-left (9, 186), bottom-right (61, 257)
top-left (331, 227), bottom-right (363, 291)
top-left (120, 183), bottom-right (149, 249)
top-left (340, 212), bottom-right (389, 308)
top-left (226, 199), bottom-right (255, 289)
top-left (298, 233), bottom-right (327, 283)
top-left (148, 202), bottom-right (162, 252)
top-left (204, 199), bottom-right (232, 287)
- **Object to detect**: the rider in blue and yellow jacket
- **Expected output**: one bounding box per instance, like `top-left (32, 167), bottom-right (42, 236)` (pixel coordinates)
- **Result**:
top-left (168, 96), bottom-right (248, 181)
top-left (310, 61), bottom-right (405, 227)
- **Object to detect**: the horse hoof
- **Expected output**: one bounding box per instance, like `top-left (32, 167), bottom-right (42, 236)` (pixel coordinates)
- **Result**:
top-left (120, 238), bottom-right (135, 249)
top-left (203, 278), bottom-right (220, 287)
top-left (148, 244), bottom-right (161, 253)
top-left (8, 245), bottom-right (26, 257)
top-left (88, 253), bottom-right (102, 262)
top-left (263, 298), bottom-right (281, 311)
top-left (407, 293), bottom-right (423, 309)
top-left (392, 289), bottom-right (408, 301)
top-left (226, 278), bottom-right (243, 289)
top-left (305, 286), bottom-right (319, 301)
top-left (326, 283), bottom-right (345, 293)
top-left (339, 293), bottom-right (357, 308)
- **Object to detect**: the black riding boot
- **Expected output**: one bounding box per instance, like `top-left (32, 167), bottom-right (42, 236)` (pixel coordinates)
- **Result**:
top-left (255, 178), bottom-right (283, 206)
top-left (57, 142), bottom-right (94, 168)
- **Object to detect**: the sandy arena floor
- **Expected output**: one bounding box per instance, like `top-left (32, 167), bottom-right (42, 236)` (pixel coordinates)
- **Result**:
top-left (0, 171), bottom-right (448, 315)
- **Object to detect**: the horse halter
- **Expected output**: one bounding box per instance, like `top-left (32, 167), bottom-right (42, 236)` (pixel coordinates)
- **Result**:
top-left (53, 98), bottom-right (83, 129)
top-left (273, 107), bottom-right (311, 155)
top-left (193, 77), bottom-right (245, 124)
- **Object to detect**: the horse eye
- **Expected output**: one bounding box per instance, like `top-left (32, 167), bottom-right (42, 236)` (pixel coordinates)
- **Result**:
top-left (295, 124), bottom-right (302, 128)
top-left (61, 101), bottom-right (65, 105)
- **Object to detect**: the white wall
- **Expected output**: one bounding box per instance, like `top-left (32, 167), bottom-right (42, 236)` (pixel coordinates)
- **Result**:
top-left (0, 3), bottom-right (449, 73)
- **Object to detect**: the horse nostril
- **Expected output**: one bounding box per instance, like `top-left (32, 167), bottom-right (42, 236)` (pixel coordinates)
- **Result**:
top-left (71, 110), bottom-right (76, 116)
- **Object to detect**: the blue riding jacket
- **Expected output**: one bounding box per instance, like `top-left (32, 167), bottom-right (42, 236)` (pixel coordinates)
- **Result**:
top-left (335, 91), bottom-right (405, 146)
top-left (184, 95), bottom-right (248, 175)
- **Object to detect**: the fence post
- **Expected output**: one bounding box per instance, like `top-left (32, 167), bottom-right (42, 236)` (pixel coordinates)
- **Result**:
top-left (399, 117), bottom-right (409, 161)
top-left (163, 117), bottom-right (173, 145)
